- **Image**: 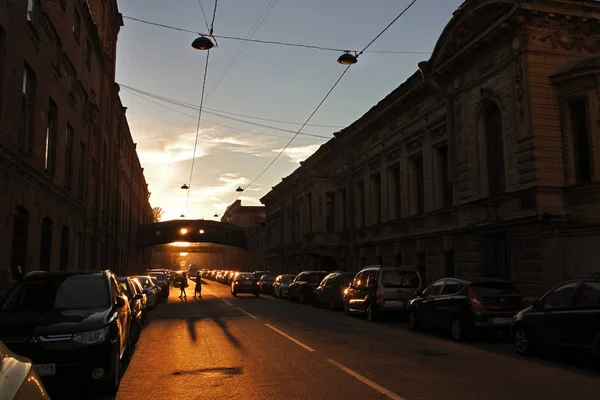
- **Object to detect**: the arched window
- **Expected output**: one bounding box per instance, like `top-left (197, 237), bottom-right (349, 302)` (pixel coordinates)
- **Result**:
top-left (59, 226), bottom-right (69, 270)
top-left (40, 217), bottom-right (53, 271)
top-left (10, 207), bottom-right (29, 277)
top-left (482, 103), bottom-right (506, 196)
top-left (74, 232), bottom-right (82, 269)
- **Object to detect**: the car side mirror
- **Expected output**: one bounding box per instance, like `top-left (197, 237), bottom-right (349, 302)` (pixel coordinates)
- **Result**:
top-left (116, 296), bottom-right (126, 308)
top-left (532, 299), bottom-right (543, 309)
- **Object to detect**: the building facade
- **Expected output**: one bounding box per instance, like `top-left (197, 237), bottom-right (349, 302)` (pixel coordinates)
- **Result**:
top-left (0, 0), bottom-right (153, 277)
top-left (220, 200), bottom-right (266, 271)
top-left (259, 0), bottom-right (600, 294)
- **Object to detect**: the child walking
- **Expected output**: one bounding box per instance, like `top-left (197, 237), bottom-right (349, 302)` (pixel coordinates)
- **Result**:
top-left (179, 272), bottom-right (188, 298)
top-left (194, 271), bottom-right (202, 299)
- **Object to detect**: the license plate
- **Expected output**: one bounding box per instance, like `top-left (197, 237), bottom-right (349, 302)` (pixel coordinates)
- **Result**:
top-left (492, 318), bottom-right (513, 324)
top-left (34, 364), bottom-right (56, 376)
top-left (243, 281), bottom-right (252, 286)
top-left (385, 300), bottom-right (404, 308)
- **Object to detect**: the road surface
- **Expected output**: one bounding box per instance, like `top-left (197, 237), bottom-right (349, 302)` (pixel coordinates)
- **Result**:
top-left (48, 279), bottom-right (600, 400)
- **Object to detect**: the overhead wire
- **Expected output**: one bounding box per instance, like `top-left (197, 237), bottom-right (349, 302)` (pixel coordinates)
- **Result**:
top-left (185, 0), bottom-right (219, 215)
top-left (120, 86), bottom-right (330, 139)
top-left (197, 0), bottom-right (211, 32)
top-left (121, 15), bottom-right (430, 55)
top-left (205, 0), bottom-right (279, 103)
top-left (119, 83), bottom-right (341, 128)
top-left (235, 0), bottom-right (420, 199)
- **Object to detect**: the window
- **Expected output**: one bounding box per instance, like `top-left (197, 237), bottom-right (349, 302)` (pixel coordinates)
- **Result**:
top-left (395, 252), bottom-right (403, 267)
top-left (436, 145), bottom-right (452, 207)
top-left (74, 232), bottom-right (82, 269)
top-left (20, 63), bottom-right (36, 154)
top-left (483, 104), bottom-right (506, 196)
top-left (325, 192), bottom-right (335, 232)
top-left (45, 98), bottom-right (58, 174)
top-left (483, 233), bottom-right (508, 278)
top-left (371, 174), bottom-right (382, 224)
top-left (27, 0), bottom-right (40, 24)
top-left (411, 156), bottom-right (425, 214)
top-left (444, 250), bottom-right (455, 277)
top-left (85, 40), bottom-right (92, 70)
top-left (570, 99), bottom-right (591, 183)
top-left (10, 207), bottom-right (29, 277)
top-left (91, 157), bottom-right (97, 177)
top-left (441, 281), bottom-right (461, 295)
top-left (382, 270), bottom-right (419, 288)
top-left (39, 217), bottom-right (53, 271)
top-left (573, 281), bottom-right (600, 306)
top-left (65, 62), bottom-right (76, 96)
top-left (78, 142), bottom-right (86, 200)
top-left (355, 180), bottom-right (365, 228)
top-left (73, 9), bottom-right (81, 41)
top-left (543, 281), bottom-right (578, 308)
top-left (423, 280), bottom-right (444, 296)
top-left (59, 226), bottom-right (69, 270)
top-left (64, 124), bottom-right (74, 188)
top-left (339, 188), bottom-right (347, 231)
top-left (366, 270), bottom-right (378, 285)
top-left (388, 164), bottom-right (401, 220)
top-left (0, 27), bottom-right (6, 121)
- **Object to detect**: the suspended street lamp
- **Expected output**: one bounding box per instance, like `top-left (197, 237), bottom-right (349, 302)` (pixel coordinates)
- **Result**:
top-left (213, 213), bottom-right (219, 217)
top-left (236, 186), bottom-right (244, 192)
top-left (337, 52), bottom-right (358, 65)
top-left (191, 36), bottom-right (214, 50)
top-left (180, 214), bottom-right (185, 218)
top-left (181, 184), bottom-right (189, 190)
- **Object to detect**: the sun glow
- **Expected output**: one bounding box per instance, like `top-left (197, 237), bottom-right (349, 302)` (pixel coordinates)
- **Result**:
top-left (170, 242), bottom-right (190, 247)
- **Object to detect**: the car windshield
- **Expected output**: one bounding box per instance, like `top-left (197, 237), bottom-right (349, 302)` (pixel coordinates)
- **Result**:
top-left (308, 273), bottom-right (327, 283)
top-left (382, 270), bottom-right (420, 288)
top-left (237, 273), bottom-right (255, 280)
top-left (470, 282), bottom-right (518, 295)
top-left (261, 275), bottom-right (274, 281)
top-left (1, 276), bottom-right (110, 311)
top-left (280, 276), bottom-right (293, 283)
top-left (136, 277), bottom-right (153, 289)
top-left (149, 273), bottom-right (165, 282)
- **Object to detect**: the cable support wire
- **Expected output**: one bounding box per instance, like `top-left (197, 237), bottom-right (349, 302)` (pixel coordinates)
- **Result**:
top-left (236, 0), bottom-right (420, 197)
top-left (121, 15), bottom-right (430, 55)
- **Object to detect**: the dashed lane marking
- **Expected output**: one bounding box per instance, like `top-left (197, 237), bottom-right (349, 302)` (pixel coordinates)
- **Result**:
top-left (237, 307), bottom-right (258, 319)
top-left (327, 359), bottom-right (406, 400)
top-left (264, 324), bottom-right (315, 352)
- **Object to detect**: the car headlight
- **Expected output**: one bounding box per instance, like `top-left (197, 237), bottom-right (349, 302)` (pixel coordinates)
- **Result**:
top-left (73, 327), bottom-right (110, 344)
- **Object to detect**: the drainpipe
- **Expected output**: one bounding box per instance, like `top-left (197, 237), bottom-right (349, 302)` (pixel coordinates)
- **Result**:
top-left (418, 61), bottom-right (456, 184)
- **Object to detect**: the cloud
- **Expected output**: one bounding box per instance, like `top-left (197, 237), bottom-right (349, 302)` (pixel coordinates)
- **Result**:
top-left (274, 143), bottom-right (321, 163)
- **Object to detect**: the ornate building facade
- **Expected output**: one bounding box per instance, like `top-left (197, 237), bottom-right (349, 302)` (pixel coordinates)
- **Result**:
top-left (259, 0), bottom-right (600, 294)
top-left (0, 0), bottom-right (153, 277)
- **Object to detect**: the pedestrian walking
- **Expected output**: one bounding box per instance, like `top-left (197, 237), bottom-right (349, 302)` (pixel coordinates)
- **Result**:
top-left (0, 269), bottom-right (13, 298)
top-left (179, 272), bottom-right (188, 298)
top-left (194, 271), bottom-right (202, 299)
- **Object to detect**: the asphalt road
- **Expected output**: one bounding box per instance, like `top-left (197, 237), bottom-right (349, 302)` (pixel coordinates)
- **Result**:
top-left (47, 279), bottom-right (600, 400)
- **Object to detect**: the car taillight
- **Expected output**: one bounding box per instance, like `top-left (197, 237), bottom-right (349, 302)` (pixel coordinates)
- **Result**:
top-left (234, 281), bottom-right (240, 285)
top-left (468, 287), bottom-right (483, 308)
top-left (376, 286), bottom-right (381, 299)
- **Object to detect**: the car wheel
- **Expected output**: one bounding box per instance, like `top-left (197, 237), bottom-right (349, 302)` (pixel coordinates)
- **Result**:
top-left (450, 316), bottom-right (467, 341)
top-left (366, 303), bottom-right (377, 322)
top-left (103, 345), bottom-right (121, 394)
top-left (408, 310), bottom-right (419, 331)
top-left (514, 325), bottom-right (533, 356)
top-left (344, 301), bottom-right (351, 316)
top-left (232, 290), bottom-right (237, 297)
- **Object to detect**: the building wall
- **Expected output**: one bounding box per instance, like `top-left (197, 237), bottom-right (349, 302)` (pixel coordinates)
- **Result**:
top-left (0, 0), bottom-right (152, 277)
top-left (258, 0), bottom-right (600, 294)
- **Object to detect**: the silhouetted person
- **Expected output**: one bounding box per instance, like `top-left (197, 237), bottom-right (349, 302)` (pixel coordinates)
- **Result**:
top-left (179, 272), bottom-right (188, 298)
top-left (0, 269), bottom-right (13, 298)
top-left (194, 271), bottom-right (202, 299)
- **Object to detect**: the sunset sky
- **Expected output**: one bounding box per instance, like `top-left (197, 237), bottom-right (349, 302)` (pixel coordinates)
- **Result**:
top-left (115, 0), bottom-right (463, 221)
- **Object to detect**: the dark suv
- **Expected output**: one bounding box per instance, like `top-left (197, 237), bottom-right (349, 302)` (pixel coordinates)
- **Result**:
top-left (0, 270), bottom-right (132, 393)
top-left (288, 271), bottom-right (329, 304)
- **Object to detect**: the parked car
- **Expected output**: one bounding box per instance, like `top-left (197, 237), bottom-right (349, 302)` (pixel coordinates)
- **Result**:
top-left (129, 278), bottom-right (148, 323)
top-left (512, 278), bottom-right (600, 357)
top-left (344, 266), bottom-right (423, 321)
top-left (0, 340), bottom-right (50, 399)
top-left (259, 274), bottom-right (275, 295)
top-left (117, 277), bottom-right (145, 343)
top-left (288, 271), bottom-right (329, 304)
top-left (273, 274), bottom-right (295, 298)
top-left (253, 270), bottom-right (271, 280)
top-left (231, 273), bottom-right (261, 297)
top-left (134, 276), bottom-right (158, 309)
top-left (314, 272), bottom-right (355, 310)
top-left (146, 272), bottom-right (170, 301)
top-left (0, 270), bottom-right (132, 393)
top-left (408, 278), bottom-right (523, 340)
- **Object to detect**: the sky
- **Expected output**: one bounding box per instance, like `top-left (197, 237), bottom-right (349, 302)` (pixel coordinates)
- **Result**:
top-left (115, 0), bottom-right (464, 222)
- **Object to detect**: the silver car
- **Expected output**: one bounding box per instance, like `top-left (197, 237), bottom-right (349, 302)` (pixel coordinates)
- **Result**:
top-left (273, 274), bottom-right (295, 298)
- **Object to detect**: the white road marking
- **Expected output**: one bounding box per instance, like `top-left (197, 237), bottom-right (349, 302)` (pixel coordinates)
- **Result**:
top-left (237, 307), bottom-right (258, 319)
top-left (327, 359), bottom-right (406, 400)
top-left (221, 299), bottom-right (233, 306)
top-left (264, 324), bottom-right (315, 352)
